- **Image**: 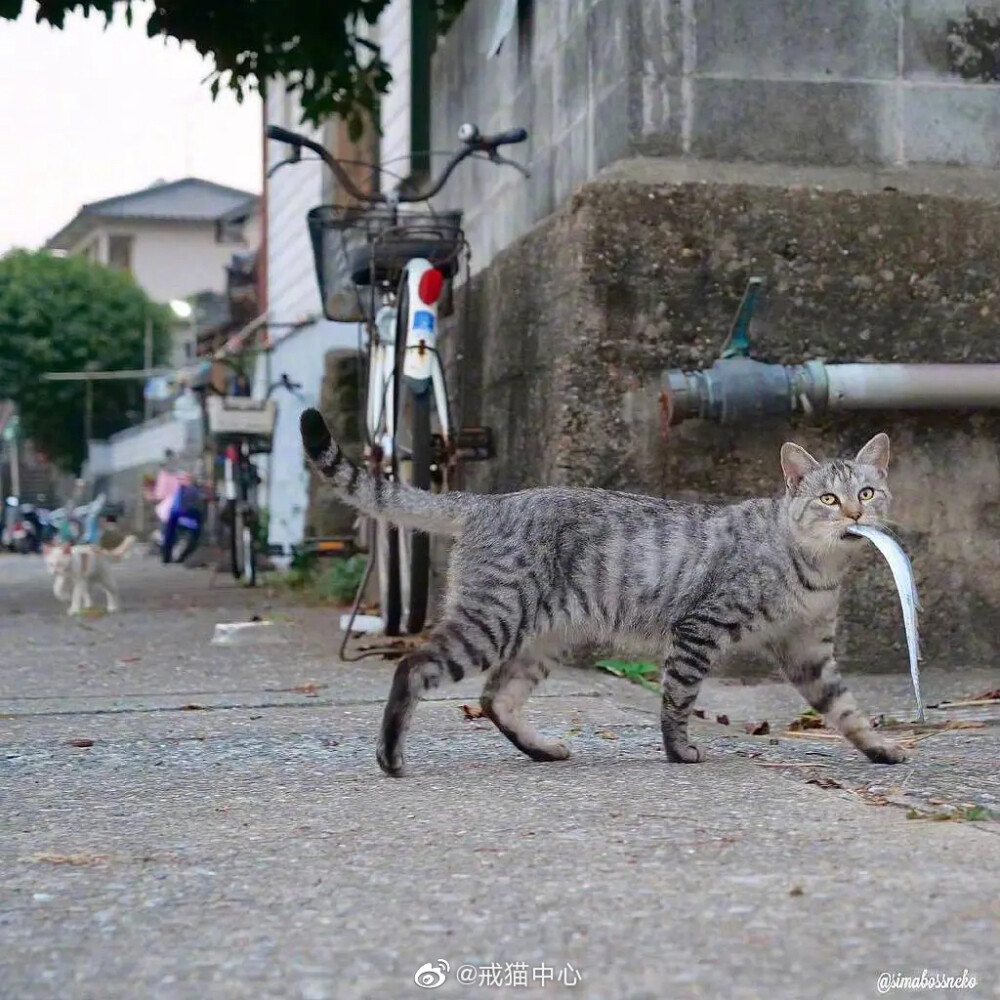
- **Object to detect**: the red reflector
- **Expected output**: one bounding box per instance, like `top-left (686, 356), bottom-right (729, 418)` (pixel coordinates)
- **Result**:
top-left (417, 268), bottom-right (444, 305)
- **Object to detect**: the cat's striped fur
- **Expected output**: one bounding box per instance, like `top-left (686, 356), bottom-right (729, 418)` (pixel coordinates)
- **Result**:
top-left (300, 408), bottom-right (905, 777)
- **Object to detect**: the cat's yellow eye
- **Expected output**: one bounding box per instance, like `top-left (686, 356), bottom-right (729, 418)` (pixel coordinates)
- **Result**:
top-left (819, 493), bottom-right (839, 506)
top-left (858, 487), bottom-right (875, 501)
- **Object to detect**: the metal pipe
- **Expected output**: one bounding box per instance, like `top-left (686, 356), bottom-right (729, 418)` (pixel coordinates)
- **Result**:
top-left (662, 360), bottom-right (1000, 427)
top-left (823, 364), bottom-right (1000, 410)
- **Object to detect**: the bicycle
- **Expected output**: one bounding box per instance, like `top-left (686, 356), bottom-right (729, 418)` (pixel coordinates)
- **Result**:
top-left (204, 363), bottom-right (304, 587)
top-left (266, 121), bottom-right (530, 636)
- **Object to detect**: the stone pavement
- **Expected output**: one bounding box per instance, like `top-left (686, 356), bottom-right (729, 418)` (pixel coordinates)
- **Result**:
top-left (1, 554), bottom-right (998, 1000)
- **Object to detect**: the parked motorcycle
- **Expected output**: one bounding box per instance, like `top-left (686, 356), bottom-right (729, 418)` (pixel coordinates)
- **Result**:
top-left (2, 499), bottom-right (45, 554)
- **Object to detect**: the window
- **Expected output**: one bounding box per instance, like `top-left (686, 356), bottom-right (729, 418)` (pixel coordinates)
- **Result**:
top-left (107, 234), bottom-right (133, 273)
top-left (78, 240), bottom-right (99, 263)
top-left (215, 219), bottom-right (246, 244)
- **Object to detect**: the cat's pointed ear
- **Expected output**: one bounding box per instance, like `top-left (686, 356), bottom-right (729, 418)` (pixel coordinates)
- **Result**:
top-left (780, 442), bottom-right (820, 491)
top-left (855, 432), bottom-right (890, 475)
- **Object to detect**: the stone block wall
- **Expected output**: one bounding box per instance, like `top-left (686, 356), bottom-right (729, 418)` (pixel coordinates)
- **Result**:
top-left (432, 0), bottom-right (1000, 276)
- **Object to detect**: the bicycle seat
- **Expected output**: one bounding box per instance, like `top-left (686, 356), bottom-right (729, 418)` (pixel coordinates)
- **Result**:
top-left (347, 239), bottom-right (461, 287)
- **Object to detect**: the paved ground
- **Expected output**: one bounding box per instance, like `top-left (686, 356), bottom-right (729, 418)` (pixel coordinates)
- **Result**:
top-left (2, 553), bottom-right (998, 1000)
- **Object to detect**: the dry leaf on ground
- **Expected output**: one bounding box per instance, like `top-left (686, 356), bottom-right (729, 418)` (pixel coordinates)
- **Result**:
top-left (65, 738), bottom-right (94, 748)
top-left (745, 720), bottom-right (770, 736)
top-left (28, 852), bottom-right (106, 867)
top-left (715, 714), bottom-right (730, 726)
top-left (787, 710), bottom-right (826, 732)
top-left (284, 683), bottom-right (322, 697)
top-left (806, 776), bottom-right (845, 790)
top-left (461, 704), bottom-right (484, 720)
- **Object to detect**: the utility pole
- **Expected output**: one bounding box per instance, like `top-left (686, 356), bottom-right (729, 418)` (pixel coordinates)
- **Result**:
top-left (143, 315), bottom-right (153, 421)
top-left (10, 431), bottom-right (19, 498)
top-left (42, 366), bottom-right (174, 473)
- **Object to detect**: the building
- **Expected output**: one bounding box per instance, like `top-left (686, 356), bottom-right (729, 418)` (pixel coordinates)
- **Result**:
top-left (51, 177), bottom-right (263, 521)
top-left (46, 177), bottom-right (261, 367)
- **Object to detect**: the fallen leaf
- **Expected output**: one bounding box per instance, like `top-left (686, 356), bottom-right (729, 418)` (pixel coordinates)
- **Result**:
top-left (693, 708), bottom-right (706, 719)
top-left (715, 714), bottom-right (730, 726)
top-left (29, 852), bottom-right (106, 867)
top-left (787, 711), bottom-right (826, 732)
top-left (806, 777), bottom-right (845, 790)
top-left (119, 656), bottom-right (141, 664)
top-left (789, 885), bottom-right (805, 897)
top-left (461, 704), bottom-right (484, 720)
top-left (180, 704), bottom-right (208, 711)
top-left (66, 738), bottom-right (94, 748)
top-left (745, 720), bottom-right (770, 736)
top-left (596, 730), bottom-right (619, 740)
top-left (284, 683), bottom-right (322, 697)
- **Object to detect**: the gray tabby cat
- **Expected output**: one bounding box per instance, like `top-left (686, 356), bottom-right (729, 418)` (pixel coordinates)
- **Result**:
top-left (300, 408), bottom-right (906, 777)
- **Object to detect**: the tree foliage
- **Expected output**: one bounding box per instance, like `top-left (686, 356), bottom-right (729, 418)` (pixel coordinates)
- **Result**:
top-left (0, 0), bottom-right (470, 135)
top-left (0, 250), bottom-right (171, 473)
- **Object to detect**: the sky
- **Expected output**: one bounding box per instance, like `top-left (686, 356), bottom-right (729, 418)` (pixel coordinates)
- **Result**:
top-left (0, 1), bottom-right (262, 254)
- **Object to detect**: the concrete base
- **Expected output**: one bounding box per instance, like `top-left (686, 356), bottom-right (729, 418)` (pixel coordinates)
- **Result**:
top-left (439, 161), bottom-right (1000, 673)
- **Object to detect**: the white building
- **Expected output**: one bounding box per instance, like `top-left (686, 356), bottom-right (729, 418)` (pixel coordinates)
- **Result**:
top-left (258, 89), bottom-right (356, 554)
top-left (256, 0), bottom-right (436, 554)
top-left (46, 178), bottom-right (261, 367)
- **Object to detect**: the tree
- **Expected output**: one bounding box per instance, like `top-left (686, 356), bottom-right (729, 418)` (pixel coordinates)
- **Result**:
top-left (0, 250), bottom-right (171, 473)
top-left (0, 0), bottom-right (469, 136)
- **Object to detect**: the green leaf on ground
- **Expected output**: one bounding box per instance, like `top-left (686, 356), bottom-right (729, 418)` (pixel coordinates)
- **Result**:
top-left (595, 660), bottom-right (660, 694)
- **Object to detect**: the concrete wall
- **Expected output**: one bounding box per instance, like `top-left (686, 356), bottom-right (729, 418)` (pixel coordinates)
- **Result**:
top-left (88, 412), bottom-right (201, 482)
top-left (432, 0), bottom-right (1000, 274)
top-left (439, 168), bottom-right (1000, 672)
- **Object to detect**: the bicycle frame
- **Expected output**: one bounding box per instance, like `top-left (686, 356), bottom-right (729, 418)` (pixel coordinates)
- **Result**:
top-left (369, 259), bottom-right (452, 465)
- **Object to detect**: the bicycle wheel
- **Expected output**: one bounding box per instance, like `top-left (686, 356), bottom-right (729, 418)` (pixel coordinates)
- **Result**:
top-left (393, 281), bottom-right (432, 635)
top-left (229, 499), bottom-right (244, 580)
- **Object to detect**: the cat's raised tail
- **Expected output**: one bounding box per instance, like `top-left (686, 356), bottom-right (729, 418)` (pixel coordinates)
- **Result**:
top-left (300, 408), bottom-right (469, 537)
top-left (107, 535), bottom-right (137, 561)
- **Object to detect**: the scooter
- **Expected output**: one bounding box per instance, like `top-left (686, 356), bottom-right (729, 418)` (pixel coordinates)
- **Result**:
top-left (3, 499), bottom-right (43, 554)
top-left (158, 476), bottom-right (204, 564)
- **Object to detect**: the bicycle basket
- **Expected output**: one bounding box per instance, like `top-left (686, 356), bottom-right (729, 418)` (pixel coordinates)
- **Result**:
top-left (307, 205), bottom-right (465, 323)
top-left (206, 396), bottom-right (277, 444)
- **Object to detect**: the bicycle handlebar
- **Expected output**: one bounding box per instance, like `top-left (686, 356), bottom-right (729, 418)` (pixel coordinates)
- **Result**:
top-left (265, 122), bottom-right (529, 203)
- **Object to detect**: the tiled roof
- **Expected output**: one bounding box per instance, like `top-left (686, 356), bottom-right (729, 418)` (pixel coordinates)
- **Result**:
top-left (45, 178), bottom-right (260, 250)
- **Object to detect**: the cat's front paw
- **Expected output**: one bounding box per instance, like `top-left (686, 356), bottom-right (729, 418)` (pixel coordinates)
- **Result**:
top-left (863, 740), bottom-right (907, 765)
top-left (376, 741), bottom-right (405, 778)
top-left (664, 741), bottom-right (704, 764)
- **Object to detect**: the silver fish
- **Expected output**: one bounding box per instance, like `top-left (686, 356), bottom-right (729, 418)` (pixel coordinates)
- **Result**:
top-left (846, 523), bottom-right (924, 721)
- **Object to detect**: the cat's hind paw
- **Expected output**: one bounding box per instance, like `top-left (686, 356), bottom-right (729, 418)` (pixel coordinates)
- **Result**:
top-left (376, 741), bottom-right (405, 778)
top-left (664, 741), bottom-right (704, 763)
top-left (863, 740), bottom-right (907, 765)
